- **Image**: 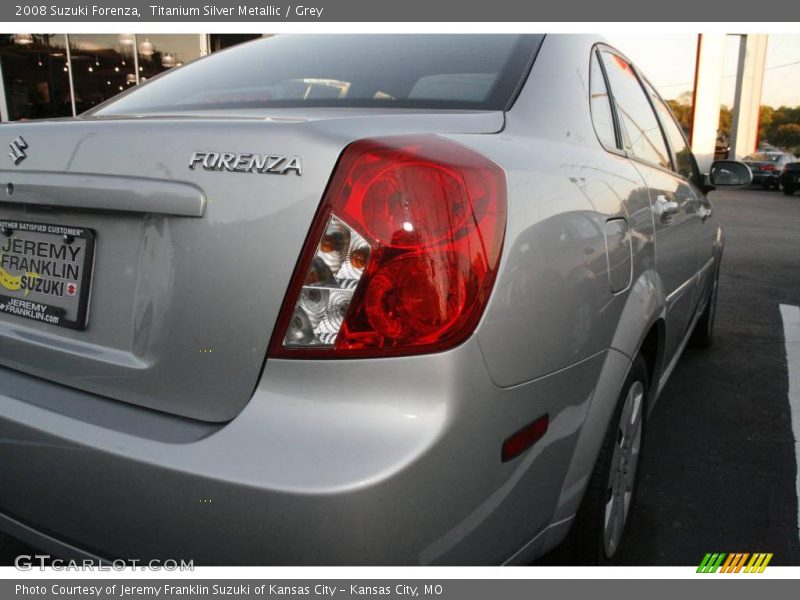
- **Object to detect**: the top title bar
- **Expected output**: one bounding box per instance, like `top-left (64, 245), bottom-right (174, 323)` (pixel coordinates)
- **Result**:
top-left (4, 0), bottom-right (800, 22)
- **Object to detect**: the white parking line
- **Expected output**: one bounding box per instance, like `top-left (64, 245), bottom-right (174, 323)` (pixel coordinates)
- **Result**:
top-left (779, 304), bottom-right (800, 542)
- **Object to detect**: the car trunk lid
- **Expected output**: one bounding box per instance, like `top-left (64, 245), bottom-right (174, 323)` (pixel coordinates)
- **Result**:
top-left (0, 110), bottom-right (502, 421)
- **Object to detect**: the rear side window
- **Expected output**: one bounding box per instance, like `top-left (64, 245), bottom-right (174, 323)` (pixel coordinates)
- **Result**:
top-left (600, 51), bottom-right (670, 170)
top-left (644, 81), bottom-right (700, 182)
top-left (589, 51), bottom-right (618, 150)
top-left (92, 35), bottom-right (543, 116)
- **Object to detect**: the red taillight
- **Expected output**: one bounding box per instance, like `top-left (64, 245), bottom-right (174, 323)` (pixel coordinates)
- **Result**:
top-left (762, 164), bottom-right (777, 171)
top-left (269, 136), bottom-right (507, 359)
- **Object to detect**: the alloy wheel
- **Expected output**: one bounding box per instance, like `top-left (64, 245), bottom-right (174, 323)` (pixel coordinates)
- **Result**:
top-left (603, 380), bottom-right (644, 557)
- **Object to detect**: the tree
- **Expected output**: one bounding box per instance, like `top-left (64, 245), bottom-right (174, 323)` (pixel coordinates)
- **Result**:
top-left (758, 105), bottom-right (775, 143)
top-left (757, 105), bottom-right (800, 150)
top-left (771, 123), bottom-right (800, 151)
top-left (659, 95), bottom-right (800, 152)
top-left (718, 105), bottom-right (732, 139)
top-left (666, 99), bottom-right (693, 133)
top-left (676, 90), bottom-right (693, 106)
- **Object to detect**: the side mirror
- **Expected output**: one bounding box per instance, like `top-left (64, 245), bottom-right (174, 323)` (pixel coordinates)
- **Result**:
top-left (708, 160), bottom-right (753, 188)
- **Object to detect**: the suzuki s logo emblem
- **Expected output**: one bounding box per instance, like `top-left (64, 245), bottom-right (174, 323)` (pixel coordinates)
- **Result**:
top-left (189, 151), bottom-right (302, 176)
top-left (8, 136), bottom-right (28, 165)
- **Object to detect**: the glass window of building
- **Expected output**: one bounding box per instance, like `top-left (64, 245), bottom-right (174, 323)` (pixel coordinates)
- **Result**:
top-left (68, 34), bottom-right (137, 113)
top-left (0, 34), bottom-right (72, 120)
top-left (136, 35), bottom-right (203, 81)
top-left (209, 34), bottom-right (263, 53)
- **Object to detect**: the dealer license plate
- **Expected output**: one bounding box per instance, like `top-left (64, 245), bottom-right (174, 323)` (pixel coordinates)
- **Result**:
top-left (0, 220), bottom-right (96, 330)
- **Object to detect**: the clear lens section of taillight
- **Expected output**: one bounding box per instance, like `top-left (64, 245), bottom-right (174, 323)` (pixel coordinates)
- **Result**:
top-left (283, 215), bottom-right (371, 347)
top-left (270, 135), bottom-right (507, 359)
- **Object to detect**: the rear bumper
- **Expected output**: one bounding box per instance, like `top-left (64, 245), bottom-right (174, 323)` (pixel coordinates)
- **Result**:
top-left (0, 340), bottom-right (615, 565)
top-left (751, 173), bottom-right (779, 185)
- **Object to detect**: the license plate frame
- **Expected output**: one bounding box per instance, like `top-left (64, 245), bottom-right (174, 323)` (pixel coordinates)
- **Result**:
top-left (0, 219), bottom-right (96, 330)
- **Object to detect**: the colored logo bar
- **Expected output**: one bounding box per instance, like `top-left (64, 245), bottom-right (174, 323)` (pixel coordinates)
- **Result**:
top-left (697, 552), bottom-right (773, 573)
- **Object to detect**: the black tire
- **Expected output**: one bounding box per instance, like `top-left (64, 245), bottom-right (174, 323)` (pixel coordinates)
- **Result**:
top-left (689, 264), bottom-right (720, 348)
top-left (783, 186), bottom-right (795, 196)
top-left (570, 354), bottom-right (648, 565)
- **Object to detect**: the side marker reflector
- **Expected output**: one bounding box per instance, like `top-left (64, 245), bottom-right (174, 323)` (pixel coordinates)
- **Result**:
top-left (501, 414), bottom-right (549, 462)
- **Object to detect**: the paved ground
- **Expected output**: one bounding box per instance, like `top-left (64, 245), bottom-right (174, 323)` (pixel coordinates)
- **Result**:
top-left (1, 188), bottom-right (798, 566)
top-left (619, 186), bottom-right (800, 565)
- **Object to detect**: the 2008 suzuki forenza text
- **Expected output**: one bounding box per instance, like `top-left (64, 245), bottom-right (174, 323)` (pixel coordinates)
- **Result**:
top-left (0, 34), bottom-right (752, 565)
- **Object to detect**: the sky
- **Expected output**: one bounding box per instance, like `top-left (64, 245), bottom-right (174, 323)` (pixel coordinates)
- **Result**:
top-left (607, 34), bottom-right (800, 108)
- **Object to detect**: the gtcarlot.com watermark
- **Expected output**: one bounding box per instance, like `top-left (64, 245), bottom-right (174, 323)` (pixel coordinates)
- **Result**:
top-left (14, 554), bottom-right (194, 571)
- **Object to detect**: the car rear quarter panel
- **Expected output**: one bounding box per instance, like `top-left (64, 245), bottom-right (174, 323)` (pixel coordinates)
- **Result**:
top-left (457, 36), bottom-right (673, 533)
top-left (470, 34), bottom-right (659, 387)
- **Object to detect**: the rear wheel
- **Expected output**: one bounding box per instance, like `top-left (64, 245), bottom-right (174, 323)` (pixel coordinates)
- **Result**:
top-left (571, 355), bottom-right (647, 564)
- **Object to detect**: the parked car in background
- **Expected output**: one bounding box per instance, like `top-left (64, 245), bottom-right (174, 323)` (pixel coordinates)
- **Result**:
top-left (0, 34), bottom-right (752, 566)
top-left (742, 151), bottom-right (798, 189)
top-left (780, 161), bottom-right (800, 195)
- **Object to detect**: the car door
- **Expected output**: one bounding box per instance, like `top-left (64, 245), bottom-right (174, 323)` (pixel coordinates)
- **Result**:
top-left (599, 48), bottom-right (702, 363)
top-left (643, 79), bottom-right (716, 305)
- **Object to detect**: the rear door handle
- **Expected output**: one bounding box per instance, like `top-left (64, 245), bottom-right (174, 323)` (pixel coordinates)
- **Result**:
top-left (654, 195), bottom-right (680, 221)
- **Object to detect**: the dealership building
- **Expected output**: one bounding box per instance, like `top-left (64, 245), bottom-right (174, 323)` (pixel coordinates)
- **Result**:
top-left (0, 33), bottom-right (259, 120)
top-left (0, 33), bottom-right (778, 171)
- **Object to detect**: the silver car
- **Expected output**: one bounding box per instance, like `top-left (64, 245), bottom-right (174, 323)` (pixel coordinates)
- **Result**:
top-left (0, 34), bottom-right (750, 565)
